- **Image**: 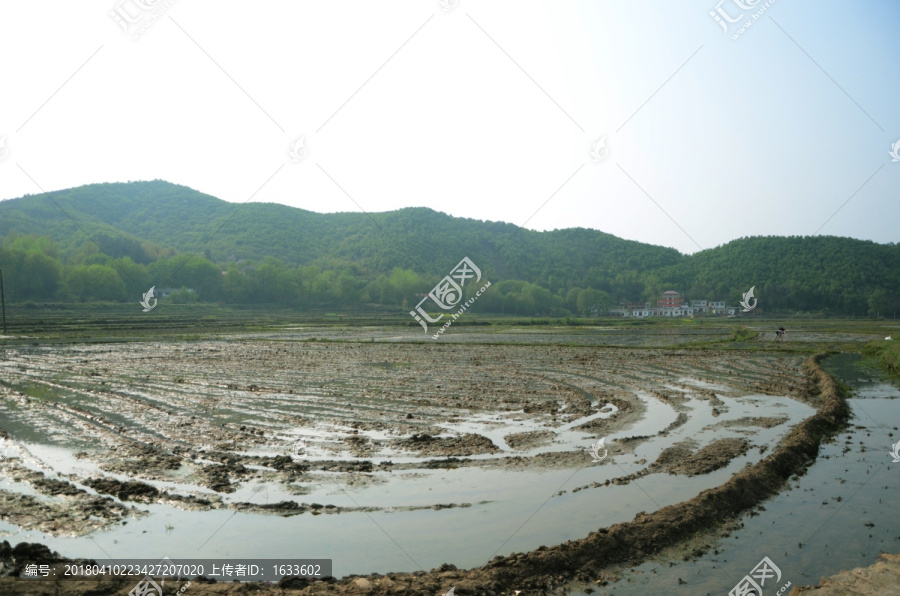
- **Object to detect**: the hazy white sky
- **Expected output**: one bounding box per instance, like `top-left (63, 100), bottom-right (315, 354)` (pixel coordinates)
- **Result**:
top-left (1, 0), bottom-right (898, 254)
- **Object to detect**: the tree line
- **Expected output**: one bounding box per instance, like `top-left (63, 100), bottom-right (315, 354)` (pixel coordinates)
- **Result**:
top-left (1, 231), bottom-right (897, 317)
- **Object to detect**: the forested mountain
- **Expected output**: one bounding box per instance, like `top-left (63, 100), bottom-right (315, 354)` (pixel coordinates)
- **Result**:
top-left (0, 180), bottom-right (897, 316)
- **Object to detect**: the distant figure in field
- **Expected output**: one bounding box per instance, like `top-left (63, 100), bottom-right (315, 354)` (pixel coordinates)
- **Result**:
top-left (775, 327), bottom-right (785, 341)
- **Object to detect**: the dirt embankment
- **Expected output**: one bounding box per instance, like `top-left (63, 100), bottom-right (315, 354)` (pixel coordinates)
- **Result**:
top-left (0, 464), bottom-right (146, 536)
top-left (393, 432), bottom-right (499, 457)
top-left (789, 552), bottom-right (900, 596)
top-left (653, 437), bottom-right (750, 476)
top-left (0, 353), bottom-right (850, 595)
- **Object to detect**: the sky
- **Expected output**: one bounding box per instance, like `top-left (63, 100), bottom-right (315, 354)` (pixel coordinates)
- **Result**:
top-left (0, 0), bottom-right (898, 255)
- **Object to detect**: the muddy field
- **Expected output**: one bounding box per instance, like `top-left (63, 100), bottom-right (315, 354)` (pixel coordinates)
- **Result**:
top-left (0, 334), bottom-right (852, 594)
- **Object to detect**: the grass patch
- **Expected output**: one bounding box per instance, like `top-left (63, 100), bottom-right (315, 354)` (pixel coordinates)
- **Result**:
top-left (860, 339), bottom-right (900, 379)
top-left (730, 326), bottom-right (758, 342)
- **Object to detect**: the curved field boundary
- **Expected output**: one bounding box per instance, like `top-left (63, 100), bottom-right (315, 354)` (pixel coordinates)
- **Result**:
top-left (0, 352), bottom-right (851, 595)
top-left (295, 352), bottom-right (850, 594)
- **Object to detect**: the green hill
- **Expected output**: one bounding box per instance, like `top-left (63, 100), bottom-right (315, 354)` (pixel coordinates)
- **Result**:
top-left (0, 180), bottom-right (682, 279)
top-left (0, 180), bottom-right (897, 316)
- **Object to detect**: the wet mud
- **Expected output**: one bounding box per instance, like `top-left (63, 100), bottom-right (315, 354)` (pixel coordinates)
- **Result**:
top-left (0, 338), bottom-right (846, 594)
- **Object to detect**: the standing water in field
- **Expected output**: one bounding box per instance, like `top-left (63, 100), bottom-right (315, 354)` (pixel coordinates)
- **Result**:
top-left (0, 339), bottom-right (821, 580)
top-left (562, 352), bottom-right (900, 595)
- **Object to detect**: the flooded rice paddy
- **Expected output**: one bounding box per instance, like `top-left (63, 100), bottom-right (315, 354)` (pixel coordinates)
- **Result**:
top-left (563, 352), bottom-right (900, 595)
top-left (0, 332), bottom-right (823, 583)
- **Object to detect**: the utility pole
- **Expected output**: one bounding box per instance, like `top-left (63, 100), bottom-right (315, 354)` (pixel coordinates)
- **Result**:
top-left (0, 268), bottom-right (6, 334)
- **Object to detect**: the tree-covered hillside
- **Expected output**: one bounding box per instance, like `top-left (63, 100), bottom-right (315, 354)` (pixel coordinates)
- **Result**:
top-left (0, 180), bottom-right (897, 316)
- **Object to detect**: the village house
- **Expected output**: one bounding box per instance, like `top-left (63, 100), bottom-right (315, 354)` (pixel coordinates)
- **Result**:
top-left (658, 290), bottom-right (684, 309)
top-left (655, 291), bottom-right (695, 317)
top-left (709, 300), bottom-right (726, 314)
top-left (614, 294), bottom-right (737, 318)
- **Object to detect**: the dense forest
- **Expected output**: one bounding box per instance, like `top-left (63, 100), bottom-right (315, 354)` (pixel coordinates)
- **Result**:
top-left (0, 180), bottom-right (897, 316)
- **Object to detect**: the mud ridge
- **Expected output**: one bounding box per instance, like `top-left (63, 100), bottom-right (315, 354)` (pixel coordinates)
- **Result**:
top-left (288, 352), bottom-right (850, 593)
